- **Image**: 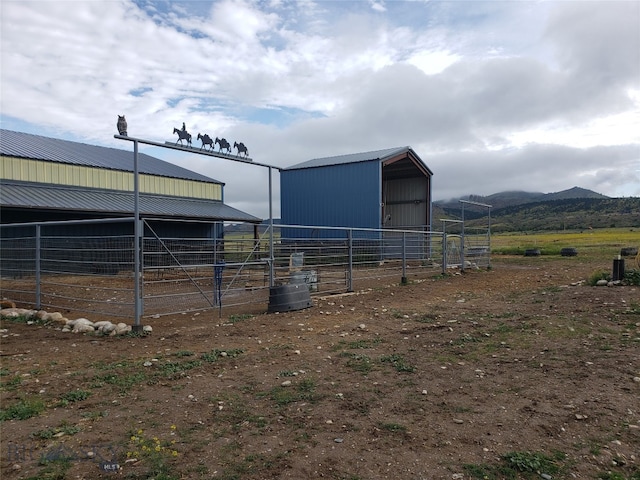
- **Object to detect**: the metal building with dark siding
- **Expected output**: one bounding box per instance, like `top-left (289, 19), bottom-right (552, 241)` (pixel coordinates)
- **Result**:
top-left (281, 146), bottom-right (433, 237)
top-left (0, 129), bottom-right (260, 231)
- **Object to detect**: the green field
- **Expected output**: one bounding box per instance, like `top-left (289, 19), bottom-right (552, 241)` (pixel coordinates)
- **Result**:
top-left (490, 227), bottom-right (640, 259)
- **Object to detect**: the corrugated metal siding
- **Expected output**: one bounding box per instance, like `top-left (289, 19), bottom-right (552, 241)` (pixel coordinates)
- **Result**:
top-left (383, 177), bottom-right (428, 227)
top-left (0, 129), bottom-right (221, 183)
top-left (281, 160), bottom-right (381, 237)
top-left (1, 156), bottom-right (222, 200)
top-left (0, 181), bottom-right (259, 223)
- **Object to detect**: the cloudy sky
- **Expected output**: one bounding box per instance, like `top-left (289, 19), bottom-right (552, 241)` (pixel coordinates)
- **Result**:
top-left (1, 0), bottom-right (639, 219)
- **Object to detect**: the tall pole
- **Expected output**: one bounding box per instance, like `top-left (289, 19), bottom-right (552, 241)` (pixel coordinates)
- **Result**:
top-left (268, 166), bottom-right (274, 287)
top-left (133, 140), bottom-right (143, 332)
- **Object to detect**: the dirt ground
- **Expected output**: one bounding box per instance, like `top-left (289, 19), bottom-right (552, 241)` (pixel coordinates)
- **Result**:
top-left (1, 255), bottom-right (639, 480)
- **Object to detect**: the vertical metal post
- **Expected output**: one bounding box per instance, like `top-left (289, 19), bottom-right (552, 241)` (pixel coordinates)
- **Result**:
top-left (268, 166), bottom-right (274, 287)
top-left (401, 231), bottom-right (407, 284)
top-left (133, 140), bottom-right (143, 332)
top-left (487, 208), bottom-right (492, 268)
top-left (460, 202), bottom-right (465, 272)
top-left (347, 229), bottom-right (353, 292)
top-left (441, 224), bottom-right (447, 275)
top-left (35, 224), bottom-right (41, 309)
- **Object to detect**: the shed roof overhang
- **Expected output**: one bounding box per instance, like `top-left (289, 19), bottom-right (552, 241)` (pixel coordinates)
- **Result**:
top-left (0, 180), bottom-right (261, 223)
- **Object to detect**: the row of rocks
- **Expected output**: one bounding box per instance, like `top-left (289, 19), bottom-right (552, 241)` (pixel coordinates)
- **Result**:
top-left (0, 307), bottom-right (151, 335)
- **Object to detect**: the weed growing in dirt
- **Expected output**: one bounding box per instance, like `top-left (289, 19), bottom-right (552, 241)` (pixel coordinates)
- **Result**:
top-left (464, 449), bottom-right (566, 479)
top-left (174, 350), bottom-right (195, 357)
top-left (340, 352), bottom-right (374, 375)
top-left (380, 353), bottom-right (416, 372)
top-left (28, 457), bottom-right (73, 480)
top-left (201, 348), bottom-right (244, 363)
top-left (31, 422), bottom-right (81, 440)
top-left (91, 370), bottom-right (148, 394)
top-left (58, 389), bottom-right (91, 406)
top-left (228, 313), bottom-right (254, 324)
top-left (0, 397), bottom-right (46, 421)
top-left (125, 426), bottom-right (180, 479)
top-left (588, 270), bottom-right (611, 285)
top-left (263, 377), bottom-right (320, 407)
top-left (623, 268), bottom-right (640, 285)
top-left (0, 373), bottom-right (22, 391)
top-left (378, 422), bottom-right (407, 433)
top-left (333, 338), bottom-right (382, 350)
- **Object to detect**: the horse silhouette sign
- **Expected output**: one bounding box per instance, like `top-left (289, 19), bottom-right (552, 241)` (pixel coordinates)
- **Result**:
top-left (169, 124), bottom-right (251, 161)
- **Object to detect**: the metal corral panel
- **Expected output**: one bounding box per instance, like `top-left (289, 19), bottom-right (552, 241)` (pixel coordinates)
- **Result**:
top-left (281, 160), bottom-right (381, 238)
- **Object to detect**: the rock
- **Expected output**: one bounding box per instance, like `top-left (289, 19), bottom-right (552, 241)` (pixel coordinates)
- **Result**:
top-left (73, 323), bottom-right (95, 334)
top-left (70, 318), bottom-right (94, 327)
top-left (596, 279), bottom-right (608, 286)
top-left (453, 418), bottom-right (464, 424)
top-left (48, 312), bottom-right (65, 323)
top-left (281, 380), bottom-right (292, 387)
top-left (0, 299), bottom-right (16, 309)
top-left (115, 323), bottom-right (131, 335)
top-left (143, 325), bottom-right (153, 333)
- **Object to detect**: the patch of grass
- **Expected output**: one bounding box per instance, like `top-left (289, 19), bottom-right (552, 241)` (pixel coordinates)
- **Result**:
top-left (32, 422), bottom-right (81, 439)
top-left (91, 371), bottom-right (148, 394)
top-left (0, 397), bottom-right (46, 421)
top-left (174, 350), bottom-right (195, 357)
top-left (227, 313), bottom-right (254, 324)
top-left (378, 422), bottom-right (407, 433)
top-left (263, 378), bottom-right (320, 407)
top-left (464, 450), bottom-right (566, 479)
top-left (624, 269), bottom-right (640, 286)
top-left (26, 457), bottom-right (73, 480)
top-left (1, 313), bottom-right (49, 326)
top-left (216, 452), bottom-right (290, 480)
top-left (201, 348), bottom-right (244, 363)
top-left (340, 352), bottom-right (374, 375)
top-left (157, 359), bottom-right (202, 378)
top-left (415, 313), bottom-right (439, 323)
top-left (342, 338), bottom-right (382, 349)
top-left (380, 353), bottom-right (416, 373)
top-left (588, 269), bottom-right (611, 286)
top-left (1, 374), bottom-right (23, 391)
top-left (59, 389), bottom-right (91, 405)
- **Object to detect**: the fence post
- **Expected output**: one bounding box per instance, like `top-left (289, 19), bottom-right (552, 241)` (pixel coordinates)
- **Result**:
top-left (401, 232), bottom-right (407, 284)
top-left (35, 224), bottom-right (41, 310)
top-left (442, 232), bottom-right (447, 275)
top-left (347, 229), bottom-right (353, 292)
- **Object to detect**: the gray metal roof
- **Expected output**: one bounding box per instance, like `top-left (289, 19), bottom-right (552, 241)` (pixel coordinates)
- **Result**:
top-left (285, 146), bottom-right (420, 170)
top-left (0, 129), bottom-right (221, 184)
top-left (0, 181), bottom-right (260, 223)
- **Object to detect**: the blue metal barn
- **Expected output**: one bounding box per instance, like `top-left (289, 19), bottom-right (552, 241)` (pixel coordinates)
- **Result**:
top-left (280, 146), bottom-right (433, 238)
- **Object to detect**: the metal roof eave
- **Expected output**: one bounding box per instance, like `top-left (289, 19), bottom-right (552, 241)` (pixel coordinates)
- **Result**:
top-left (0, 181), bottom-right (261, 223)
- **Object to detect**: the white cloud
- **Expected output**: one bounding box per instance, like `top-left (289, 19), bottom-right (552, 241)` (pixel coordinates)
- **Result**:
top-left (1, 0), bottom-right (638, 218)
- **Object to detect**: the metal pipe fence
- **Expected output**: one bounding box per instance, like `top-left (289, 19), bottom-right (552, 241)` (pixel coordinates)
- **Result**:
top-left (1, 218), bottom-right (490, 320)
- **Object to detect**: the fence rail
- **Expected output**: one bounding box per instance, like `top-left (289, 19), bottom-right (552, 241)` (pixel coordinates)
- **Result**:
top-left (1, 218), bottom-right (490, 320)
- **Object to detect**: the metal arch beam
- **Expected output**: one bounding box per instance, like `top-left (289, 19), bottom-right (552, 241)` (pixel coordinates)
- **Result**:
top-left (113, 134), bottom-right (282, 170)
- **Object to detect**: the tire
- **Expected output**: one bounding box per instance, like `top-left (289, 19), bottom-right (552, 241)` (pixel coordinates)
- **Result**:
top-left (560, 247), bottom-right (578, 257)
top-left (524, 249), bottom-right (541, 257)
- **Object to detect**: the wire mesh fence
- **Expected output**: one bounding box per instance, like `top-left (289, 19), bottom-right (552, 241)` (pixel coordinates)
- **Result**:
top-left (1, 218), bottom-right (491, 320)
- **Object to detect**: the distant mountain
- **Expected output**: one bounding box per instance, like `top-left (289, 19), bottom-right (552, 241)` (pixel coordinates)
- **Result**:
top-left (434, 188), bottom-right (638, 232)
top-left (435, 186), bottom-right (608, 210)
